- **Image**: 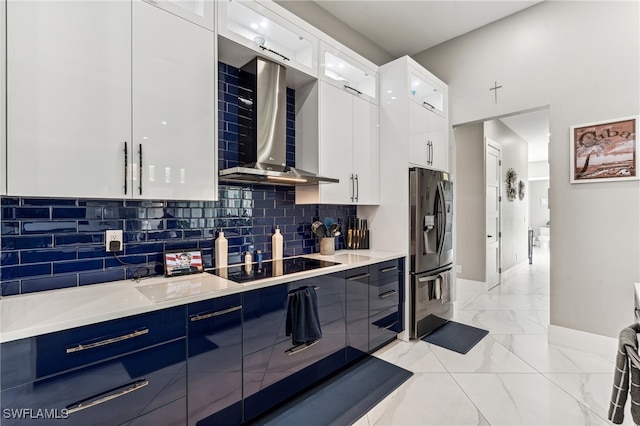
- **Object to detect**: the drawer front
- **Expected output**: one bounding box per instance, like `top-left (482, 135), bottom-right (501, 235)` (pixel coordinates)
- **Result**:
top-left (187, 294), bottom-right (242, 426)
top-left (242, 319), bottom-right (346, 422)
top-left (123, 397), bottom-right (186, 426)
top-left (369, 259), bottom-right (400, 283)
top-left (345, 266), bottom-right (369, 283)
top-left (243, 319), bottom-right (345, 400)
top-left (369, 306), bottom-right (400, 352)
top-left (243, 273), bottom-right (345, 356)
top-left (370, 280), bottom-right (399, 314)
top-left (1, 339), bottom-right (186, 426)
top-left (2, 306), bottom-right (186, 388)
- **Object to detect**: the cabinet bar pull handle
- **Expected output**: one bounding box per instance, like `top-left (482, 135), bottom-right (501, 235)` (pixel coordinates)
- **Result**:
top-left (190, 305), bottom-right (242, 322)
top-left (347, 273), bottom-right (370, 281)
top-left (429, 141), bottom-right (433, 165)
top-left (138, 143), bottom-right (143, 195)
top-left (350, 174), bottom-right (354, 202)
top-left (66, 328), bottom-right (149, 353)
top-left (380, 266), bottom-right (398, 273)
top-left (355, 174), bottom-right (359, 202)
top-left (379, 290), bottom-right (398, 299)
top-left (423, 101), bottom-right (434, 110)
top-left (238, 96), bottom-right (253, 106)
top-left (379, 320), bottom-right (399, 330)
top-left (123, 141), bottom-right (128, 195)
top-left (343, 85), bottom-right (363, 96)
top-left (259, 45), bottom-right (290, 62)
top-left (288, 286), bottom-right (319, 297)
top-left (66, 379), bottom-right (149, 414)
top-left (286, 339), bottom-right (319, 355)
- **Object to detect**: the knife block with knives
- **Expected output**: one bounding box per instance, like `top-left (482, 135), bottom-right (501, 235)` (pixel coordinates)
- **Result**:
top-left (346, 217), bottom-right (369, 250)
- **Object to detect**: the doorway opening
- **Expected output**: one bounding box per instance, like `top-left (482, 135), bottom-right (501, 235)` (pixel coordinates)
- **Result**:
top-left (452, 106), bottom-right (550, 290)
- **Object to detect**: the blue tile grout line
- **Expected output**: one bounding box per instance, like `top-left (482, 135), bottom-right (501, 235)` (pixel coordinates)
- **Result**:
top-left (0, 62), bottom-right (356, 296)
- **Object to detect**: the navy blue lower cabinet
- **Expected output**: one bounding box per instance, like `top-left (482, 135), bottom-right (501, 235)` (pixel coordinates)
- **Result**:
top-left (1, 306), bottom-right (186, 390)
top-left (0, 339), bottom-right (186, 426)
top-left (345, 266), bottom-right (370, 362)
top-left (186, 294), bottom-right (242, 426)
top-left (369, 259), bottom-right (402, 351)
top-left (370, 307), bottom-right (401, 351)
top-left (121, 397), bottom-right (186, 426)
top-left (242, 320), bottom-right (346, 422)
top-left (242, 273), bottom-right (346, 356)
top-left (242, 284), bottom-right (289, 357)
top-left (241, 273), bottom-right (347, 423)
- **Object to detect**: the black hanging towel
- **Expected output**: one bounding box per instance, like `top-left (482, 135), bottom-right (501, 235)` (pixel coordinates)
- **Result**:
top-left (286, 286), bottom-right (322, 345)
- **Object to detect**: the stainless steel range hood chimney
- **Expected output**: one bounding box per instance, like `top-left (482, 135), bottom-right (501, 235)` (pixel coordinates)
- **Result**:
top-left (218, 57), bottom-right (338, 186)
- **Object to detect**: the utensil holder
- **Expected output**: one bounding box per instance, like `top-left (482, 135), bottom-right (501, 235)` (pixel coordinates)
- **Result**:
top-left (320, 237), bottom-right (335, 255)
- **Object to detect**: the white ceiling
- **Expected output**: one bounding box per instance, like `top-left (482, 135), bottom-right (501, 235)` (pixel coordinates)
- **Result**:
top-left (311, 0), bottom-right (543, 57)
top-left (309, 0), bottom-right (549, 163)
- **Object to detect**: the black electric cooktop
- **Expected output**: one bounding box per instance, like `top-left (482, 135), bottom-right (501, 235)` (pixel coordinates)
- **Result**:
top-left (207, 257), bottom-right (340, 283)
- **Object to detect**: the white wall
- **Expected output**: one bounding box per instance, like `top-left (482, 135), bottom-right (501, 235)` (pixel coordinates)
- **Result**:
top-left (453, 123), bottom-right (485, 281)
top-left (485, 120), bottom-right (529, 272)
top-left (529, 179), bottom-right (550, 239)
top-left (274, 1), bottom-right (393, 66)
top-left (414, 1), bottom-right (640, 338)
top-left (529, 161), bottom-right (549, 180)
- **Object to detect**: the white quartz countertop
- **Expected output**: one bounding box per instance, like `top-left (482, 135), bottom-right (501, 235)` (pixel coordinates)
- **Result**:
top-left (0, 250), bottom-right (405, 343)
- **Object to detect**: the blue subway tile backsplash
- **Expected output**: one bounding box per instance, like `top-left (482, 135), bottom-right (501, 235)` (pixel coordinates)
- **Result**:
top-left (0, 62), bottom-right (357, 296)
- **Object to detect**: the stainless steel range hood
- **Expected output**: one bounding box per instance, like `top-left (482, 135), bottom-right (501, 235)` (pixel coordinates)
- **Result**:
top-left (218, 57), bottom-right (338, 186)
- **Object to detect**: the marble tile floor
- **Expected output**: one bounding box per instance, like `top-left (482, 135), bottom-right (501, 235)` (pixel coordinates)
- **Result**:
top-left (357, 247), bottom-right (628, 426)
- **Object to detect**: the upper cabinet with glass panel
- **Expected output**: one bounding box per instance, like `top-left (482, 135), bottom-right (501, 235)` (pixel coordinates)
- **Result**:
top-left (321, 43), bottom-right (377, 104)
top-left (409, 68), bottom-right (446, 117)
top-left (217, 0), bottom-right (318, 84)
top-left (142, 0), bottom-right (214, 30)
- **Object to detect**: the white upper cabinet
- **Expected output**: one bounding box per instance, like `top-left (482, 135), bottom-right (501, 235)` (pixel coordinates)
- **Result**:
top-left (408, 68), bottom-right (446, 117)
top-left (408, 100), bottom-right (447, 171)
top-left (320, 43), bottom-right (377, 104)
top-left (6, 0), bottom-right (132, 198)
top-left (133, 0), bottom-right (216, 201)
top-left (217, 0), bottom-right (317, 84)
top-left (0, 0), bottom-right (6, 195)
top-left (142, 0), bottom-right (214, 30)
top-left (5, 0), bottom-right (216, 200)
top-left (379, 56), bottom-right (449, 172)
top-left (296, 41), bottom-right (379, 205)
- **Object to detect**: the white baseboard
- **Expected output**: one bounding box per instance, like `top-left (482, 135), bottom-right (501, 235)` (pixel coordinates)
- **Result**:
top-left (548, 324), bottom-right (617, 358)
top-left (501, 259), bottom-right (529, 282)
top-left (455, 278), bottom-right (487, 295)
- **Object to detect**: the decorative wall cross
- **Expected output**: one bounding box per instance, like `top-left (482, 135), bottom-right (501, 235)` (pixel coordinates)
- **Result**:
top-left (489, 81), bottom-right (503, 104)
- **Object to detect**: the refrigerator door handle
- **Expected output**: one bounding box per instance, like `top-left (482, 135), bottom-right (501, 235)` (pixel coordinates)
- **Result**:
top-left (436, 182), bottom-right (446, 257)
top-left (418, 274), bottom-right (441, 282)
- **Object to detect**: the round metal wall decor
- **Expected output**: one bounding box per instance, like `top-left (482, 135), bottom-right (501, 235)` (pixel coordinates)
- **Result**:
top-left (505, 168), bottom-right (518, 201)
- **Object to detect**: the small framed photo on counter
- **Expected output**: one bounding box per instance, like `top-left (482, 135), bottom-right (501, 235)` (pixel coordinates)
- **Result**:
top-left (164, 249), bottom-right (203, 277)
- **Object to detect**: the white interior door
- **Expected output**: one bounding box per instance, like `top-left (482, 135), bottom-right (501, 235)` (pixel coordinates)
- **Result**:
top-left (486, 139), bottom-right (501, 289)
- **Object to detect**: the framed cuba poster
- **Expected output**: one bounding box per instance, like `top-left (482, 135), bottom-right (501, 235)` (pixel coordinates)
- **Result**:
top-left (570, 116), bottom-right (638, 183)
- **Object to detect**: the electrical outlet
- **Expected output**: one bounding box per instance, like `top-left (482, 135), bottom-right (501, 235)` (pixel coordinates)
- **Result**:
top-left (106, 230), bottom-right (123, 252)
top-left (456, 265), bottom-right (462, 273)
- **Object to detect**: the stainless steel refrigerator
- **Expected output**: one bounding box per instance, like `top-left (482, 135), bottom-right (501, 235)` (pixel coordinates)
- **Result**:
top-left (409, 167), bottom-right (454, 339)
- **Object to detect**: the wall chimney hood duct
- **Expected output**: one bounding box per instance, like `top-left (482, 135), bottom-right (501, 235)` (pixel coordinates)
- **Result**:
top-left (218, 57), bottom-right (338, 186)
